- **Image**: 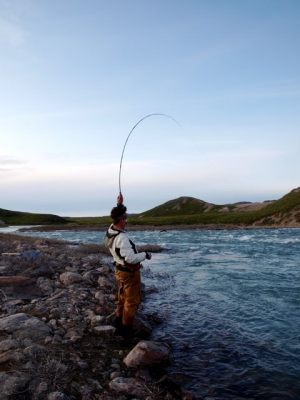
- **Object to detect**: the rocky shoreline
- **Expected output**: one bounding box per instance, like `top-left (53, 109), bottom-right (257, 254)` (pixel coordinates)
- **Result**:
top-left (0, 233), bottom-right (193, 400)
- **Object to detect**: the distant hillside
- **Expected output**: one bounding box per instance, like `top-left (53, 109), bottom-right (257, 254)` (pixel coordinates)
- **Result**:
top-left (131, 187), bottom-right (300, 227)
top-left (139, 196), bottom-right (220, 217)
top-left (0, 208), bottom-right (68, 226)
top-left (2, 187), bottom-right (299, 229)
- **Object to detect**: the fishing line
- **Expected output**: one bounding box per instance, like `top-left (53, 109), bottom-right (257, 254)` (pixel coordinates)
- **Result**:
top-left (118, 113), bottom-right (180, 194)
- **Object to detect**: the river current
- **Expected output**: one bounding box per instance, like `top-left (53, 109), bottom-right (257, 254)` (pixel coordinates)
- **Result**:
top-left (16, 228), bottom-right (300, 399)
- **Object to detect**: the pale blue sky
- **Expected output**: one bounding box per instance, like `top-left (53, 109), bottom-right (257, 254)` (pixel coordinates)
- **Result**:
top-left (1, 0), bottom-right (299, 216)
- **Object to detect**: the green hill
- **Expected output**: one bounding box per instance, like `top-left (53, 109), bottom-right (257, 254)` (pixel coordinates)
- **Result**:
top-left (0, 208), bottom-right (68, 226)
top-left (129, 188), bottom-right (300, 227)
top-left (139, 196), bottom-right (222, 217)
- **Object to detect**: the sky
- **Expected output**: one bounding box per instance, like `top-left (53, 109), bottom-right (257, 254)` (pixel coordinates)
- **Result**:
top-left (0, 0), bottom-right (299, 216)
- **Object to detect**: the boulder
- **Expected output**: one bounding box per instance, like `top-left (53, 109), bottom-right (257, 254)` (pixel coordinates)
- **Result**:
top-left (123, 340), bottom-right (170, 368)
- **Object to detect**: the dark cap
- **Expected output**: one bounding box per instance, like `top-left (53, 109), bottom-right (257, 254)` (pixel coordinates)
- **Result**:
top-left (110, 204), bottom-right (127, 223)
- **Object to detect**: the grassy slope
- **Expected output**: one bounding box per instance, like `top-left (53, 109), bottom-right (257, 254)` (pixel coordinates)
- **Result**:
top-left (128, 188), bottom-right (300, 226)
top-left (0, 208), bottom-right (68, 225)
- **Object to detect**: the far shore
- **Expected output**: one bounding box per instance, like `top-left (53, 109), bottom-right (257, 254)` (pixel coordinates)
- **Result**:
top-left (2, 222), bottom-right (300, 233)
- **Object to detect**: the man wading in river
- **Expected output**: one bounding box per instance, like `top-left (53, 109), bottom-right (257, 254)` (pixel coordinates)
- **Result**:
top-left (105, 193), bottom-right (152, 338)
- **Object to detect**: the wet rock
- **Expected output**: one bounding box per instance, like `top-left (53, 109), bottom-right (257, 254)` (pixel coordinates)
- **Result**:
top-left (124, 340), bottom-right (170, 368)
top-left (109, 377), bottom-right (149, 398)
top-left (59, 272), bottom-right (83, 286)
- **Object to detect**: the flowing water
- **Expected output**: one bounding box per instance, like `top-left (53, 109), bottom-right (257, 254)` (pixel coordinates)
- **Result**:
top-left (15, 228), bottom-right (300, 399)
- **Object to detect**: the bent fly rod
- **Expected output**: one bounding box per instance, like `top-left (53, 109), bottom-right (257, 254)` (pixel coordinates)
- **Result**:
top-left (118, 113), bottom-right (180, 195)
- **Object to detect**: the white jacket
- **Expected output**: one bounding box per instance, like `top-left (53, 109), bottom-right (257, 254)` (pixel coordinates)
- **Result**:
top-left (105, 224), bottom-right (147, 266)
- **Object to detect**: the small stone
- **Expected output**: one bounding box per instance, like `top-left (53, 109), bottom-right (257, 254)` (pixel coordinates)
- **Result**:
top-left (59, 272), bottom-right (83, 286)
top-left (91, 315), bottom-right (106, 325)
top-left (93, 325), bottom-right (115, 336)
top-left (110, 371), bottom-right (122, 379)
top-left (97, 276), bottom-right (113, 289)
top-left (47, 391), bottom-right (70, 400)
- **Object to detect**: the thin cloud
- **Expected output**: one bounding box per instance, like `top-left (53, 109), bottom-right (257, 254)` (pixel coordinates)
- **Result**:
top-left (0, 156), bottom-right (28, 165)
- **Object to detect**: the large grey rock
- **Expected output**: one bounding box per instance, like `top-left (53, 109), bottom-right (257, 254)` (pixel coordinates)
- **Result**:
top-left (0, 313), bottom-right (51, 341)
top-left (109, 377), bottom-right (149, 398)
top-left (123, 340), bottom-right (170, 368)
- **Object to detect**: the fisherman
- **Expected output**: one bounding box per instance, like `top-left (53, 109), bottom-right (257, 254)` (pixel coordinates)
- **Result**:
top-left (105, 193), bottom-right (151, 337)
